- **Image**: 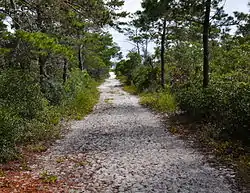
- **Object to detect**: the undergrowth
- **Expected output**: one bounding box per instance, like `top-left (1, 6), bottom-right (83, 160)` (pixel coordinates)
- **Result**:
top-left (140, 92), bottom-right (177, 113)
top-left (40, 171), bottom-right (58, 183)
top-left (0, 69), bottom-right (100, 163)
top-left (118, 76), bottom-right (177, 113)
top-left (123, 85), bottom-right (138, 95)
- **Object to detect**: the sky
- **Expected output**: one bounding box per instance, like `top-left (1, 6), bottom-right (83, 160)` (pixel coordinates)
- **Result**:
top-left (110, 0), bottom-right (250, 57)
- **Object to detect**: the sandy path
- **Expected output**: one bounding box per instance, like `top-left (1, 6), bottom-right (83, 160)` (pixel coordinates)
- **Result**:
top-left (33, 72), bottom-right (236, 193)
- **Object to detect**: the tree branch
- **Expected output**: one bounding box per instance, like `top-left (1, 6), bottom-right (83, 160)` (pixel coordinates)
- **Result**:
top-left (185, 17), bottom-right (203, 25)
top-left (209, 0), bottom-right (227, 22)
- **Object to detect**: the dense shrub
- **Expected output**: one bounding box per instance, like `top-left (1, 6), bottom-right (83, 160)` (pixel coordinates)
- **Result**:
top-left (42, 80), bottom-right (65, 106)
top-left (176, 79), bottom-right (250, 143)
top-left (0, 108), bottom-right (22, 162)
top-left (116, 52), bottom-right (161, 92)
top-left (132, 66), bottom-right (160, 92)
top-left (0, 70), bottom-right (48, 119)
top-left (0, 68), bottom-right (100, 162)
top-left (0, 70), bottom-right (48, 162)
top-left (115, 52), bottom-right (141, 85)
top-left (0, 0), bottom-right (119, 164)
top-left (63, 69), bottom-right (99, 119)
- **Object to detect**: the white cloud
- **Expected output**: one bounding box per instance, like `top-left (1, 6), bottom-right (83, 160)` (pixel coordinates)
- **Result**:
top-left (123, 0), bottom-right (142, 13)
top-left (3, 16), bottom-right (14, 33)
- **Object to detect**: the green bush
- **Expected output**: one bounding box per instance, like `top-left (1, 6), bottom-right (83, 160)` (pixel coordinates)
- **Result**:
top-left (0, 69), bottom-right (48, 119)
top-left (117, 75), bottom-right (128, 85)
top-left (132, 66), bottom-right (160, 92)
top-left (0, 108), bottom-right (21, 162)
top-left (63, 69), bottom-right (99, 119)
top-left (42, 80), bottom-right (65, 106)
top-left (0, 68), bottom-right (100, 162)
top-left (176, 78), bottom-right (250, 144)
top-left (123, 85), bottom-right (138, 95)
top-left (0, 70), bottom-right (50, 162)
top-left (115, 52), bottom-right (142, 85)
top-left (140, 91), bottom-right (177, 113)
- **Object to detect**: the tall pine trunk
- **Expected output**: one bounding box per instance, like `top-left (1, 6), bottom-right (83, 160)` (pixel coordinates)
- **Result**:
top-left (135, 29), bottom-right (141, 56)
top-left (203, 0), bottom-right (211, 88)
top-left (63, 58), bottom-right (68, 84)
top-left (36, 5), bottom-right (48, 90)
top-left (136, 43), bottom-right (140, 56)
top-left (78, 45), bottom-right (83, 71)
top-left (10, 0), bottom-right (21, 68)
top-left (160, 17), bottom-right (167, 88)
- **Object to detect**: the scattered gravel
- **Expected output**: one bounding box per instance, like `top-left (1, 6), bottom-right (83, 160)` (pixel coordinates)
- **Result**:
top-left (33, 72), bottom-right (237, 193)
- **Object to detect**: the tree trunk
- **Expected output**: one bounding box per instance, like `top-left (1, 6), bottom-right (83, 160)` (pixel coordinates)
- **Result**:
top-left (160, 17), bottom-right (167, 88)
top-left (37, 5), bottom-right (48, 90)
top-left (203, 0), bottom-right (211, 88)
top-left (9, 0), bottom-right (21, 68)
top-left (136, 43), bottom-right (140, 56)
top-left (78, 45), bottom-right (83, 71)
top-left (135, 29), bottom-right (141, 56)
top-left (63, 58), bottom-right (68, 84)
top-left (10, 0), bottom-right (19, 29)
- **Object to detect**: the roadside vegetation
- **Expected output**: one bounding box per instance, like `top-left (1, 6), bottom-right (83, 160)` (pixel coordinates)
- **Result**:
top-left (115, 0), bottom-right (250, 188)
top-left (0, 1), bottom-right (124, 163)
top-left (0, 0), bottom-right (249, 190)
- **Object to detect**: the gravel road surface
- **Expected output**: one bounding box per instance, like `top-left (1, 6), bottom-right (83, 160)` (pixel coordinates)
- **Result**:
top-left (34, 72), bottom-right (237, 193)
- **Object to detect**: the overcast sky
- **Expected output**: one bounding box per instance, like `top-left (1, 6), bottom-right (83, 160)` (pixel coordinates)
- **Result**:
top-left (111, 0), bottom-right (249, 57)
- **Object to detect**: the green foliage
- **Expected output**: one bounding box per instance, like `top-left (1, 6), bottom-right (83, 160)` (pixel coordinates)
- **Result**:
top-left (63, 69), bottom-right (99, 119)
top-left (0, 69), bottom-right (49, 162)
top-left (17, 30), bottom-right (75, 60)
top-left (211, 39), bottom-right (250, 75)
top-left (140, 91), bottom-right (177, 113)
top-left (176, 79), bottom-right (250, 143)
top-left (123, 85), bottom-right (138, 95)
top-left (166, 42), bottom-right (203, 87)
top-left (40, 171), bottom-right (58, 183)
top-left (0, 108), bottom-right (20, 163)
top-left (42, 81), bottom-right (65, 106)
top-left (116, 51), bottom-right (161, 92)
top-left (132, 66), bottom-right (160, 92)
top-left (0, 70), bottom-right (47, 119)
top-left (0, 68), bottom-right (100, 163)
top-left (115, 52), bottom-right (141, 84)
top-left (172, 40), bottom-right (249, 143)
top-left (0, 0), bottom-right (124, 163)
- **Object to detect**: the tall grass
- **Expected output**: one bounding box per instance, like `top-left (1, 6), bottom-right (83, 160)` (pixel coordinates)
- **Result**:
top-left (140, 92), bottom-right (177, 113)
